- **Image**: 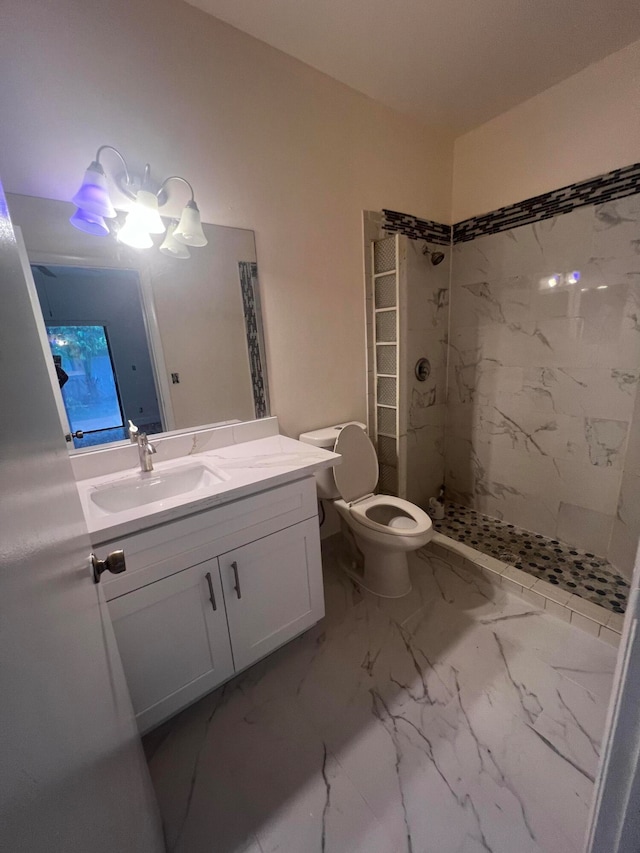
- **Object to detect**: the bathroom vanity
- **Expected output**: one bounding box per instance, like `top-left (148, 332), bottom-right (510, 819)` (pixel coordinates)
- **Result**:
top-left (75, 419), bottom-right (338, 733)
top-left (11, 193), bottom-right (341, 735)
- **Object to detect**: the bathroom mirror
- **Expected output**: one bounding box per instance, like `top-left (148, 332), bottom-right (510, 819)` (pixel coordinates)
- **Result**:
top-left (8, 193), bottom-right (269, 451)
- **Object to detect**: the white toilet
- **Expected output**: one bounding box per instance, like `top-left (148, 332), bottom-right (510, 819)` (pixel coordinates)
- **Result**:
top-left (299, 422), bottom-right (433, 598)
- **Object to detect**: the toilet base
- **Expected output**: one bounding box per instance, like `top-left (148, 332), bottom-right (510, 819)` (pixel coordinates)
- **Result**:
top-left (338, 534), bottom-right (412, 598)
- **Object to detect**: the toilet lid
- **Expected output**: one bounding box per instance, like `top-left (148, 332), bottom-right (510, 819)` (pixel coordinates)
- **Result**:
top-left (333, 424), bottom-right (379, 503)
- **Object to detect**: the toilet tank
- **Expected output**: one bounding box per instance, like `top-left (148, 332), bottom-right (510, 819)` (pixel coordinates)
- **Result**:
top-left (299, 422), bottom-right (366, 500)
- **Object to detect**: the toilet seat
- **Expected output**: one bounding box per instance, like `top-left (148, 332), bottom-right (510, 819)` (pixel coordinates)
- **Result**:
top-left (348, 494), bottom-right (432, 538)
top-left (333, 424), bottom-right (379, 503)
top-left (332, 425), bottom-right (432, 540)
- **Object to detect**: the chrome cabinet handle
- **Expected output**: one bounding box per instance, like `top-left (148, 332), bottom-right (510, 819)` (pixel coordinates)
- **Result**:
top-left (231, 561), bottom-right (242, 599)
top-left (205, 571), bottom-right (217, 611)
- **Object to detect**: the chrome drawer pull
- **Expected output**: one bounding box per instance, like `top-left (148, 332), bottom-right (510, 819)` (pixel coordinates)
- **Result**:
top-left (205, 571), bottom-right (217, 611)
top-left (231, 561), bottom-right (242, 599)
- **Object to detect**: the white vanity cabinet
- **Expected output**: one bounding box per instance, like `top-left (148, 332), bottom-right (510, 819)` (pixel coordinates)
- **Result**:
top-left (97, 477), bottom-right (324, 733)
top-left (108, 559), bottom-right (234, 732)
top-left (220, 519), bottom-right (323, 671)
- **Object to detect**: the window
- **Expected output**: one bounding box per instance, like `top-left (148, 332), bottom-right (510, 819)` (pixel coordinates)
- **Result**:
top-left (47, 325), bottom-right (124, 440)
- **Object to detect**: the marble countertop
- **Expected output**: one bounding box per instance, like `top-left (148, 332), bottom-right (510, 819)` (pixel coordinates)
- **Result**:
top-left (77, 434), bottom-right (340, 544)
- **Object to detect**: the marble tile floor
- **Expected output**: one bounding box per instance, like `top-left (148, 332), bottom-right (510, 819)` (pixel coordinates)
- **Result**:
top-left (434, 503), bottom-right (629, 614)
top-left (143, 540), bottom-right (617, 853)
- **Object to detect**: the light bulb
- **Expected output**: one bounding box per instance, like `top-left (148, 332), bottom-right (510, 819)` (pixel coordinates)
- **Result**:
top-left (130, 190), bottom-right (165, 234)
top-left (117, 216), bottom-right (154, 249)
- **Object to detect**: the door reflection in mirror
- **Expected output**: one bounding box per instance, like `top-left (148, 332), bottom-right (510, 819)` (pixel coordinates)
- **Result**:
top-left (33, 265), bottom-right (163, 448)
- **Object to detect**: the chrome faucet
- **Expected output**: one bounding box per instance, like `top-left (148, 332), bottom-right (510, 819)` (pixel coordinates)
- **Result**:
top-left (136, 432), bottom-right (157, 472)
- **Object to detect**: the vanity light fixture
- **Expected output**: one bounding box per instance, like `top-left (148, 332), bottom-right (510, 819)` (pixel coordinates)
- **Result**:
top-left (159, 222), bottom-right (191, 259)
top-left (70, 146), bottom-right (208, 256)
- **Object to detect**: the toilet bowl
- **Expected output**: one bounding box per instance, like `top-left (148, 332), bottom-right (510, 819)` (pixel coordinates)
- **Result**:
top-left (299, 423), bottom-right (433, 597)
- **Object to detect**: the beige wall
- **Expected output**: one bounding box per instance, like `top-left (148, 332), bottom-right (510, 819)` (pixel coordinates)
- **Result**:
top-left (452, 38), bottom-right (640, 222)
top-left (0, 0), bottom-right (453, 438)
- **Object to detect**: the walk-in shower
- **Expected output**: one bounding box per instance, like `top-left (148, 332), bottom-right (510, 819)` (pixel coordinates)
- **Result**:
top-left (365, 188), bottom-right (640, 616)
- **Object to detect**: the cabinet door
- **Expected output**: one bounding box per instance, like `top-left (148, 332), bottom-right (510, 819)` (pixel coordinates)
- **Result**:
top-left (108, 559), bottom-right (234, 733)
top-left (220, 518), bottom-right (324, 672)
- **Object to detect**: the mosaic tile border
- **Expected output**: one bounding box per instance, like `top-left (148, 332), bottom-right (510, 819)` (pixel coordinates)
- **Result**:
top-left (238, 261), bottom-right (269, 419)
top-left (425, 534), bottom-right (623, 647)
top-left (382, 209), bottom-right (451, 246)
top-left (381, 162), bottom-right (640, 249)
top-left (453, 161), bottom-right (640, 243)
top-left (432, 502), bottom-right (628, 614)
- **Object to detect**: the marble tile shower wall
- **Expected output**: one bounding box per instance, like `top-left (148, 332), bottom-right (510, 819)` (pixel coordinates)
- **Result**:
top-left (612, 382), bottom-right (640, 574)
top-left (405, 236), bottom-right (449, 507)
top-left (446, 193), bottom-right (640, 579)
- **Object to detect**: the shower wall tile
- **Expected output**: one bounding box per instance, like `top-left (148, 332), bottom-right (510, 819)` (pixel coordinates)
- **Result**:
top-left (447, 400), bottom-right (629, 472)
top-left (404, 236), bottom-right (449, 508)
top-left (609, 383), bottom-right (640, 578)
top-left (446, 193), bottom-right (640, 574)
top-left (557, 503), bottom-right (615, 558)
top-left (521, 367), bottom-right (640, 421)
top-left (406, 422), bottom-right (445, 506)
top-left (448, 435), bottom-right (623, 515)
top-left (608, 460), bottom-right (640, 578)
top-left (621, 379), bottom-right (640, 477)
top-left (608, 509), bottom-right (640, 580)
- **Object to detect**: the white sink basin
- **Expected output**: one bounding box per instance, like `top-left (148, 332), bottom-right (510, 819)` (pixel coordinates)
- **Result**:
top-left (90, 463), bottom-right (224, 513)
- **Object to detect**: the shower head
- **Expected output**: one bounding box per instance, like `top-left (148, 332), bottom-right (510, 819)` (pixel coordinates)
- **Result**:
top-left (422, 244), bottom-right (445, 266)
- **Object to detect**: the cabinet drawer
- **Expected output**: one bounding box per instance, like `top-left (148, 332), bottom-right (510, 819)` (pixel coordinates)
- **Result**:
top-left (100, 477), bottom-right (317, 600)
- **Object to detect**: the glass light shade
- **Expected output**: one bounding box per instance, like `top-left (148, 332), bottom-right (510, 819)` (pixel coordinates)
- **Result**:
top-left (69, 207), bottom-right (109, 237)
top-left (159, 222), bottom-right (191, 259)
top-left (173, 200), bottom-right (208, 247)
top-left (131, 190), bottom-right (165, 234)
top-left (117, 217), bottom-right (154, 250)
top-left (71, 161), bottom-right (116, 219)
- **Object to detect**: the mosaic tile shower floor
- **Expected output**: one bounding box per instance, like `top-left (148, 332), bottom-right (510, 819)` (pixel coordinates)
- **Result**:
top-left (433, 503), bottom-right (629, 614)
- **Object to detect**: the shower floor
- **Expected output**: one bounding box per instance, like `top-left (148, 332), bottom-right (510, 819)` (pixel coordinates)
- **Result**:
top-left (433, 503), bottom-right (629, 615)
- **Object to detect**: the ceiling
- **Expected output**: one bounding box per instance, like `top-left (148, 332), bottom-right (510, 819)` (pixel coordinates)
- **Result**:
top-left (185, 0), bottom-right (640, 133)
